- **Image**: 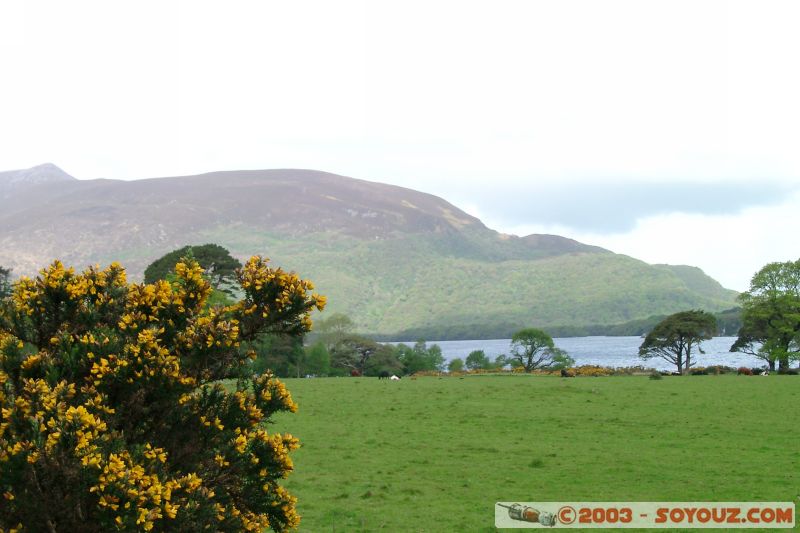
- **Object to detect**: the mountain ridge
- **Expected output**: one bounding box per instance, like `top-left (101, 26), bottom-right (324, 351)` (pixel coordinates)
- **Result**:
top-left (0, 164), bottom-right (737, 336)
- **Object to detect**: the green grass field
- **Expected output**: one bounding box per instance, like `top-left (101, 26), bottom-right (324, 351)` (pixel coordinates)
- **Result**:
top-left (270, 375), bottom-right (799, 532)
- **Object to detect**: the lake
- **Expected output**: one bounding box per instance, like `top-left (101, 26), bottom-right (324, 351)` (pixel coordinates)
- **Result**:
top-left (389, 336), bottom-right (765, 371)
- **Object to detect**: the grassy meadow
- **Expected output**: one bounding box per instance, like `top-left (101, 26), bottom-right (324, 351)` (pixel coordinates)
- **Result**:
top-left (269, 374), bottom-right (799, 532)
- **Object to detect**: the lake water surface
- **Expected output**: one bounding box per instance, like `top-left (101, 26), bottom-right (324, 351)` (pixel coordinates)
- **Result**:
top-left (391, 336), bottom-right (764, 371)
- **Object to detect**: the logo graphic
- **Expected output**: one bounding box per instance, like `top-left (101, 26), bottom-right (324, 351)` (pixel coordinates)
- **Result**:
top-left (495, 502), bottom-right (795, 528)
top-left (496, 503), bottom-right (557, 527)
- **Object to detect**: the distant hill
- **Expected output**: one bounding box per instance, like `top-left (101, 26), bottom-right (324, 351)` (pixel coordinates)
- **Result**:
top-left (0, 164), bottom-right (738, 337)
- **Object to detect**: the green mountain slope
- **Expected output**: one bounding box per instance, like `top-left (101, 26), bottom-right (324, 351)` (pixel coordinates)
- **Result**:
top-left (198, 227), bottom-right (737, 338)
top-left (0, 165), bottom-right (738, 337)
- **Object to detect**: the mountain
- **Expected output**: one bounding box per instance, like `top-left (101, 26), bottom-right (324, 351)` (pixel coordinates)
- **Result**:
top-left (0, 163), bottom-right (76, 198)
top-left (0, 164), bottom-right (738, 338)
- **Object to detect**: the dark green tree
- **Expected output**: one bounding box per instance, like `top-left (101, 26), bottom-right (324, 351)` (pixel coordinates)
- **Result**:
top-left (639, 310), bottom-right (717, 374)
top-left (303, 341), bottom-right (332, 376)
top-left (731, 260), bottom-right (800, 372)
top-left (144, 244), bottom-right (242, 295)
top-left (509, 328), bottom-right (566, 372)
top-left (364, 344), bottom-right (403, 376)
top-left (0, 266), bottom-right (11, 299)
top-left (730, 321), bottom-right (772, 370)
top-left (396, 340), bottom-right (445, 374)
top-left (248, 334), bottom-right (305, 378)
top-left (465, 349), bottom-right (490, 370)
top-left (330, 335), bottom-right (380, 376)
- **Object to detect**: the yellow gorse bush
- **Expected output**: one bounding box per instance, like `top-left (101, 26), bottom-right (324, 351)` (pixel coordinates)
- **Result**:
top-left (0, 256), bottom-right (323, 532)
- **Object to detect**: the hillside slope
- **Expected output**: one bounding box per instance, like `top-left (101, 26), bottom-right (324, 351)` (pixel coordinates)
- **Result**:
top-left (0, 164), bottom-right (738, 337)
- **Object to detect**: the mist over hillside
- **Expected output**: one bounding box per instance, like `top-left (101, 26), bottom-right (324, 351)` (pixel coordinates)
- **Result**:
top-left (0, 164), bottom-right (737, 337)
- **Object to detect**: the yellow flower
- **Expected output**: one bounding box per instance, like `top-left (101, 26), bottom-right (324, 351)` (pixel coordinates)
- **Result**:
top-left (233, 434), bottom-right (248, 454)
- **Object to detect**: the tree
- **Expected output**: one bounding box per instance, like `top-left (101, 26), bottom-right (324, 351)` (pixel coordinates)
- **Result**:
top-left (0, 266), bottom-right (10, 299)
top-left (314, 312), bottom-right (355, 352)
top-left (731, 260), bottom-right (800, 372)
top-left (639, 310), bottom-right (717, 374)
top-left (550, 351), bottom-right (576, 370)
top-left (247, 333), bottom-right (305, 378)
top-left (364, 345), bottom-right (403, 377)
top-left (303, 341), bottom-right (332, 376)
top-left (0, 256), bottom-right (325, 531)
top-left (144, 244), bottom-right (242, 295)
top-left (447, 358), bottom-right (464, 373)
top-left (396, 340), bottom-right (445, 375)
top-left (508, 328), bottom-right (566, 372)
top-left (465, 349), bottom-right (490, 370)
top-left (730, 320), bottom-right (773, 370)
top-left (330, 335), bottom-right (380, 376)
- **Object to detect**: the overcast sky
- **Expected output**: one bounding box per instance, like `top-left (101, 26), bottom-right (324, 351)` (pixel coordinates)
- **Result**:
top-left (2, 1), bottom-right (799, 291)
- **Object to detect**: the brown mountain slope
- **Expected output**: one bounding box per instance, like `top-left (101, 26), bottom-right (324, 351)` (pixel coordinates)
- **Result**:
top-left (0, 166), bottom-right (600, 277)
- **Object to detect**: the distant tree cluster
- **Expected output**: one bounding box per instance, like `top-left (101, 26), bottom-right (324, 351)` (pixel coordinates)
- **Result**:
top-left (447, 351), bottom-right (509, 373)
top-left (247, 312), bottom-right (448, 378)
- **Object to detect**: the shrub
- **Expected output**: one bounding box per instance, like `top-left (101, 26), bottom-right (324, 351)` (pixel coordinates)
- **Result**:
top-left (573, 365), bottom-right (612, 377)
top-left (737, 367), bottom-right (753, 376)
top-left (705, 365), bottom-right (735, 375)
top-left (614, 365), bottom-right (656, 376)
top-left (649, 372), bottom-right (663, 380)
top-left (0, 257), bottom-right (325, 531)
top-left (447, 358), bottom-right (464, 373)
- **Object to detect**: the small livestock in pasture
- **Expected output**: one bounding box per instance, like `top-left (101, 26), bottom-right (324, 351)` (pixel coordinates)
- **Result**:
top-left (378, 371), bottom-right (390, 380)
top-left (390, 375), bottom-right (401, 381)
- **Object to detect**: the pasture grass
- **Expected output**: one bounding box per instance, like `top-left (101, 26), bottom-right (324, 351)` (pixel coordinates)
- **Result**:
top-left (270, 374), bottom-right (799, 532)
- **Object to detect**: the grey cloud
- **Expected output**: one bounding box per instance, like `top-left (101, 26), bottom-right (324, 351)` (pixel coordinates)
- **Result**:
top-left (457, 182), bottom-right (794, 233)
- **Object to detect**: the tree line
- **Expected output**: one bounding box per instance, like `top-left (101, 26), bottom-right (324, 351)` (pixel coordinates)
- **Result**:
top-left (375, 307), bottom-right (743, 342)
top-left (2, 248), bottom-right (798, 378)
top-left (639, 259), bottom-right (800, 374)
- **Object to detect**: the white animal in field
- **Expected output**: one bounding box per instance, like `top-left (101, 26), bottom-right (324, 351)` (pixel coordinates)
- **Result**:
top-left (390, 375), bottom-right (400, 381)
top-left (761, 370), bottom-right (769, 376)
